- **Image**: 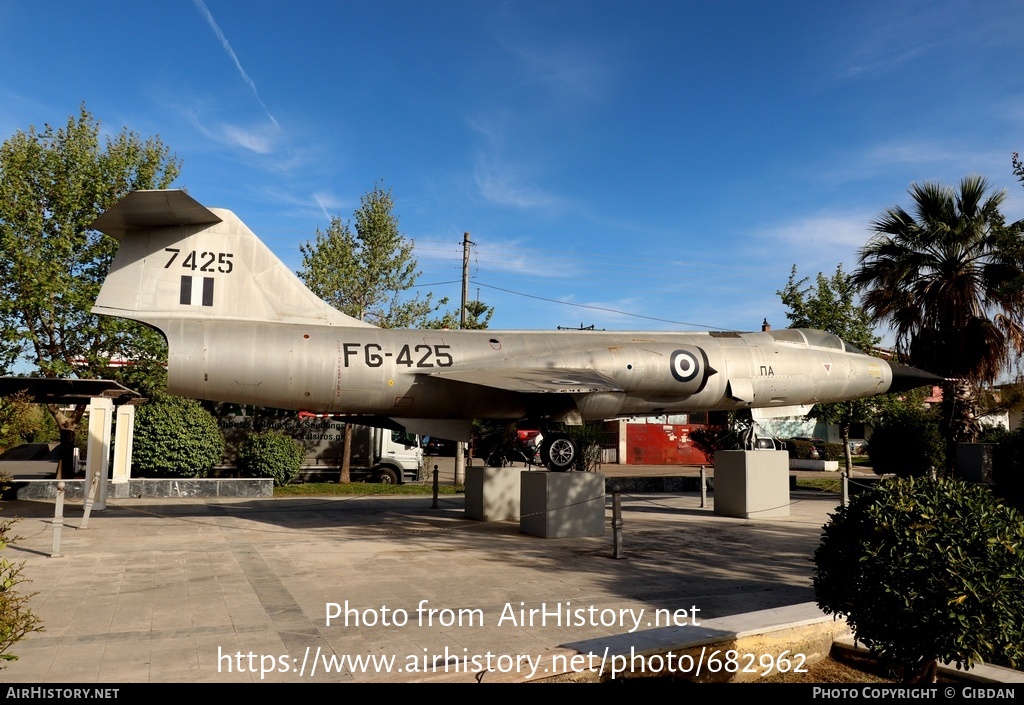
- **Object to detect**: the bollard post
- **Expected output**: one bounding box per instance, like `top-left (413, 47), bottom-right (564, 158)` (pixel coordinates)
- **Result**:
top-left (51, 481), bottom-right (66, 558)
top-left (80, 472), bottom-right (100, 529)
top-left (611, 487), bottom-right (625, 559)
top-left (431, 464), bottom-right (439, 509)
top-left (842, 470), bottom-right (849, 507)
top-left (699, 465), bottom-right (707, 508)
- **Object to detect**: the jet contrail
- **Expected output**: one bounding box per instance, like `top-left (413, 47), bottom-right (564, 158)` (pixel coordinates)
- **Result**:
top-left (193, 0), bottom-right (280, 129)
top-left (312, 193), bottom-right (331, 223)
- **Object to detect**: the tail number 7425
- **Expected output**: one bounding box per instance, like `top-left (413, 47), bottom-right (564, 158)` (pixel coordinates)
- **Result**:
top-left (164, 248), bottom-right (234, 274)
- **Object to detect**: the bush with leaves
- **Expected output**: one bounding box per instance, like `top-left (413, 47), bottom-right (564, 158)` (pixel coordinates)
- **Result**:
top-left (236, 431), bottom-right (303, 486)
top-left (0, 478), bottom-right (43, 666)
top-left (132, 395), bottom-right (224, 477)
top-left (866, 405), bottom-right (945, 477)
top-left (784, 439), bottom-right (845, 462)
top-left (814, 476), bottom-right (1024, 682)
top-left (564, 424), bottom-right (607, 472)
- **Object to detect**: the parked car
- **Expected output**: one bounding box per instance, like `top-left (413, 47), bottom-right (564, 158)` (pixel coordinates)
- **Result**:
top-left (423, 437), bottom-right (457, 456)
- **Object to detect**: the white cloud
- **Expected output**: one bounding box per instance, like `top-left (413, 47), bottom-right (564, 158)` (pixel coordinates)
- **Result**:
top-left (763, 212), bottom-right (874, 250)
top-left (221, 124), bottom-right (274, 154)
top-left (467, 116), bottom-right (562, 210)
top-left (501, 39), bottom-right (611, 106)
top-left (473, 159), bottom-right (559, 209)
top-left (750, 210), bottom-right (877, 283)
top-left (184, 110), bottom-right (276, 155)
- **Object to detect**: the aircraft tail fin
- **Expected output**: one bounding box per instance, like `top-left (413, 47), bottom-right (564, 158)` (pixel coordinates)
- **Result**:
top-left (92, 190), bottom-right (372, 329)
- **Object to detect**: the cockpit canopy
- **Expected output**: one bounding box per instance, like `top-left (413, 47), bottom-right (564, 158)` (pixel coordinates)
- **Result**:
top-left (767, 328), bottom-right (864, 354)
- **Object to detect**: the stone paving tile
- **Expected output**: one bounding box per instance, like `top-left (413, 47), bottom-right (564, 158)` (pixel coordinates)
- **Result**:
top-left (1, 488), bottom-right (840, 682)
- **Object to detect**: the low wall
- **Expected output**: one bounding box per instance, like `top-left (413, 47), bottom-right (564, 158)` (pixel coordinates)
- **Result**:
top-left (12, 478), bottom-right (273, 500)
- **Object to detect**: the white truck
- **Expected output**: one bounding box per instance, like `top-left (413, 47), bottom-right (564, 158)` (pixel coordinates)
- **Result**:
top-left (342, 425), bottom-right (422, 484)
top-left (218, 407), bottom-right (422, 483)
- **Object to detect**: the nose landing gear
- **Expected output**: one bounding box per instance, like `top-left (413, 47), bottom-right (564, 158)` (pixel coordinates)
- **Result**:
top-left (540, 433), bottom-right (577, 471)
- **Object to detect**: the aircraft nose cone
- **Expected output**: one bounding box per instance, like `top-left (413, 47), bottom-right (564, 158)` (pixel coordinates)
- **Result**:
top-left (887, 360), bottom-right (944, 394)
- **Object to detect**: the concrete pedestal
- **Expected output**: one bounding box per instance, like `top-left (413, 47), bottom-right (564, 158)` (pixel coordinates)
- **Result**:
top-left (465, 466), bottom-right (522, 521)
top-left (713, 450), bottom-right (789, 519)
top-left (520, 471), bottom-right (606, 538)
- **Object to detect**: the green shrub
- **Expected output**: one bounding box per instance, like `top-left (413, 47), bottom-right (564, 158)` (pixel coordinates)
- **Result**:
top-left (814, 476), bottom-right (1024, 681)
top-left (785, 439), bottom-right (816, 460)
top-left (1, 477), bottom-right (43, 665)
top-left (782, 439), bottom-right (842, 461)
top-left (978, 424), bottom-right (1012, 445)
top-left (565, 424), bottom-right (607, 472)
top-left (822, 442), bottom-right (844, 461)
top-left (237, 430), bottom-right (303, 486)
top-left (132, 395), bottom-right (224, 477)
top-left (866, 406), bottom-right (945, 477)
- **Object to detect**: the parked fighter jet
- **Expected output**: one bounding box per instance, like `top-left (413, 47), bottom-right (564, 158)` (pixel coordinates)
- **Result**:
top-left (91, 190), bottom-right (939, 470)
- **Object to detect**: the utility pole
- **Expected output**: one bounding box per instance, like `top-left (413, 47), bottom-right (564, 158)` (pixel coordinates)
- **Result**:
top-left (454, 232), bottom-right (472, 484)
top-left (461, 232), bottom-right (471, 328)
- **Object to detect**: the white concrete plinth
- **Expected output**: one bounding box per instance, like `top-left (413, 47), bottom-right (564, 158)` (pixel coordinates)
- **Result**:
top-left (789, 459), bottom-right (839, 472)
top-left (520, 471), bottom-right (606, 538)
top-left (465, 466), bottom-right (522, 521)
top-left (713, 450), bottom-right (790, 519)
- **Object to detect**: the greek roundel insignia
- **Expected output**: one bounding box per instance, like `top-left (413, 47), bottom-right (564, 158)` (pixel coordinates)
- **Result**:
top-left (670, 349), bottom-right (700, 383)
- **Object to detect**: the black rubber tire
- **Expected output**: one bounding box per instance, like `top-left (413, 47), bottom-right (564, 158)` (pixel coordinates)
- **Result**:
top-left (376, 466), bottom-right (400, 484)
top-left (541, 434), bottom-right (577, 471)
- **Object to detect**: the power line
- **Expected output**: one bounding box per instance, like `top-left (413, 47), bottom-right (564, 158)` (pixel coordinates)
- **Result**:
top-left (471, 281), bottom-right (736, 330)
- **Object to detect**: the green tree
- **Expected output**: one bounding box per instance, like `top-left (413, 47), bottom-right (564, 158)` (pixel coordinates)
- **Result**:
top-left (298, 182), bottom-right (445, 328)
top-left (0, 393), bottom-right (39, 453)
top-left (425, 299), bottom-right (494, 330)
top-left (814, 476), bottom-right (1024, 682)
top-left (298, 182), bottom-right (448, 481)
top-left (0, 105), bottom-right (180, 458)
top-left (778, 264), bottom-right (881, 474)
top-left (852, 176), bottom-right (1024, 467)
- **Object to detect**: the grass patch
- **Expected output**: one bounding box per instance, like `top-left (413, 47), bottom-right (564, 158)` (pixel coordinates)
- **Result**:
top-left (796, 477), bottom-right (843, 493)
top-left (274, 482), bottom-right (464, 496)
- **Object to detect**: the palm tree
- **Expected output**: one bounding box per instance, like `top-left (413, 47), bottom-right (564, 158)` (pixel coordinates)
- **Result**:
top-left (853, 175), bottom-right (1024, 465)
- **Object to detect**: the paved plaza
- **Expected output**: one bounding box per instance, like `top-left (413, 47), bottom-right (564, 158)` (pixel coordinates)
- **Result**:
top-left (1, 469), bottom-right (849, 683)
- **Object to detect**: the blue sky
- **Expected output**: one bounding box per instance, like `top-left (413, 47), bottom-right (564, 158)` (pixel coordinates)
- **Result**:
top-left (2, 1), bottom-right (1023, 335)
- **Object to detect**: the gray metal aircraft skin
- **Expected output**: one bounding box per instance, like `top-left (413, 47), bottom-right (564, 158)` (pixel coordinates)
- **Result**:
top-left (91, 190), bottom-right (938, 447)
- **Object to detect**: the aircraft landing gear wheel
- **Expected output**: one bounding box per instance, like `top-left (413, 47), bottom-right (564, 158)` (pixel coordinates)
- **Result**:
top-left (541, 434), bottom-right (577, 471)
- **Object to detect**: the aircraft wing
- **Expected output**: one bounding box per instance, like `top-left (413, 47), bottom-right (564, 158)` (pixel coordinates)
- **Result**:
top-left (428, 366), bottom-right (623, 394)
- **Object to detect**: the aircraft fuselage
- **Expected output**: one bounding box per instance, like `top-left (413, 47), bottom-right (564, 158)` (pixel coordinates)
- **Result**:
top-left (157, 318), bottom-right (892, 423)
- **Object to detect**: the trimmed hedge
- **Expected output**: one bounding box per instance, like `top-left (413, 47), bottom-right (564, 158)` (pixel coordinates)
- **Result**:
top-left (236, 430), bottom-right (303, 486)
top-left (132, 395), bottom-right (223, 477)
top-left (784, 439), bottom-right (843, 461)
top-left (815, 476), bottom-right (1024, 679)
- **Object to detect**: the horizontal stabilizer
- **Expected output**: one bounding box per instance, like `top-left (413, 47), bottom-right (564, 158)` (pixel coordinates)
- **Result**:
top-left (92, 190), bottom-right (222, 239)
